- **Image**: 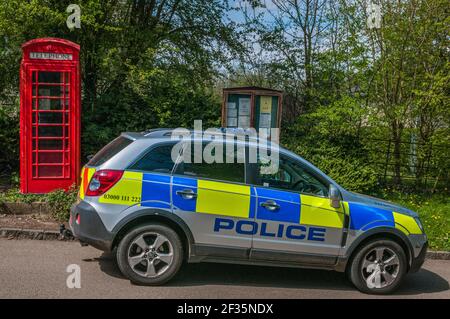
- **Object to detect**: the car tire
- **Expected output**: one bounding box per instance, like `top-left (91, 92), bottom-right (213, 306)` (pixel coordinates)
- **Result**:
top-left (348, 238), bottom-right (407, 294)
top-left (116, 223), bottom-right (183, 285)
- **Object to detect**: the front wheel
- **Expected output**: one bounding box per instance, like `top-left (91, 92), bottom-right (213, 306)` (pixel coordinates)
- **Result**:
top-left (348, 239), bottom-right (407, 294)
top-left (116, 223), bottom-right (183, 285)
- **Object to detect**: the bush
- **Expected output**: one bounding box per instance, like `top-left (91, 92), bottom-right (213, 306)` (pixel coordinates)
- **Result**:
top-left (310, 152), bottom-right (379, 193)
top-left (45, 186), bottom-right (78, 221)
top-left (0, 186), bottom-right (77, 221)
top-left (80, 65), bottom-right (222, 162)
top-left (281, 95), bottom-right (380, 193)
top-left (283, 140), bottom-right (379, 193)
top-left (0, 100), bottom-right (19, 178)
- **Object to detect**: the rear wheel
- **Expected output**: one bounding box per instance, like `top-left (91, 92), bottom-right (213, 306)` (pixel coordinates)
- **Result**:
top-left (116, 223), bottom-right (183, 285)
top-left (348, 239), bottom-right (407, 294)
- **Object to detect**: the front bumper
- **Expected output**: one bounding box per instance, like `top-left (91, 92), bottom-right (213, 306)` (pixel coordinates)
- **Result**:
top-left (409, 240), bottom-right (428, 273)
top-left (69, 200), bottom-right (114, 251)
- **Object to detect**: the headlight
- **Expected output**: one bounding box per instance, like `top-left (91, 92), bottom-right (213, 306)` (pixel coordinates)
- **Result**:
top-left (414, 217), bottom-right (425, 233)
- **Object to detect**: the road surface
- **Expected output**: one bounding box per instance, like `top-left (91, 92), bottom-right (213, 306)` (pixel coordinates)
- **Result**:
top-left (0, 239), bottom-right (448, 298)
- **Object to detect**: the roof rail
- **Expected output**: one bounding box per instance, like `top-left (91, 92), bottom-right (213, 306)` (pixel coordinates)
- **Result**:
top-left (142, 128), bottom-right (176, 137)
top-left (134, 127), bottom-right (276, 144)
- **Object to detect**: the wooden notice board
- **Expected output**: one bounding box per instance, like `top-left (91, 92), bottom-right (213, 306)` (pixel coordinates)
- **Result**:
top-left (222, 87), bottom-right (283, 132)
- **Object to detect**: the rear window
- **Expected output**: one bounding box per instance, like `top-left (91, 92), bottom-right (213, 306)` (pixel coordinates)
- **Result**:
top-left (129, 144), bottom-right (176, 173)
top-left (88, 136), bottom-right (133, 166)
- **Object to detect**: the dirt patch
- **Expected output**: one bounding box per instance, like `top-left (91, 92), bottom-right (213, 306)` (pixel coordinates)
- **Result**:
top-left (0, 214), bottom-right (62, 231)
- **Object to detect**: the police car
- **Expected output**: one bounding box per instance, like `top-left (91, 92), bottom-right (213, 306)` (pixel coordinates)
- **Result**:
top-left (69, 128), bottom-right (427, 294)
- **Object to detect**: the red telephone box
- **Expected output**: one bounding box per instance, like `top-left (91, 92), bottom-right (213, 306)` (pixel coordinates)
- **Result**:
top-left (20, 38), bottom-right (81, 193)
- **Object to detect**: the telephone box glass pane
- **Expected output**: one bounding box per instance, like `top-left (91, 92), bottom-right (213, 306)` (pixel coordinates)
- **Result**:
top-left (32, 113), bottom-right (64, 124)
top-left (38, 166), bottom-right (63, 177)
top-left (37, 72), bottom-right (62, 83)
top-left (31, 70), bottom-right (71, 179)
top-left (33, 139), bottom-right (63, 150)
top-left (34, 98), bottom-right (67, 110)
top-left (38, 152), bottom-right (63, 164)
top-left (33, 85), bottom-right (65, 97)
top-left (33, 126), bottom-right (63, 137)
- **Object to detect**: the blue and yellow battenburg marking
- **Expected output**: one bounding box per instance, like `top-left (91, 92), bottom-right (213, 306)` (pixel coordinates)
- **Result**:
top-left (173, 176), bottom-right (252, 217)
top-left (97, 172), bottom-right (345, 228)
top-left (348, 202), bottom-right (422, 235)
top-left (99, 172), bottom-right (171, 209)
top-left (254, 187), bottom-right (345, 228)
top-left (170, 175), bottom-right (345, 229)
top-left (92, 170), bottom-right (422, 235)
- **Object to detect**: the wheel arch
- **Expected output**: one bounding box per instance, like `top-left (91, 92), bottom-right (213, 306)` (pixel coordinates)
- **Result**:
top-left (336, 227), bottom-right (414, 273)
top-left (111, 209), bottom-right (195, 261)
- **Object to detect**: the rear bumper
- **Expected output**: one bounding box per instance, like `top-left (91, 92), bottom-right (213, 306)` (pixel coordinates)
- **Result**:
top-left (69, 200), bottom-right (114, 251)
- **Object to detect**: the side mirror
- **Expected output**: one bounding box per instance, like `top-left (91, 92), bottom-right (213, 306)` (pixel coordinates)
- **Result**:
top-left (329, 184), bottom-right (341, 209)
top-left (86, 154), bottom-right (94, 161)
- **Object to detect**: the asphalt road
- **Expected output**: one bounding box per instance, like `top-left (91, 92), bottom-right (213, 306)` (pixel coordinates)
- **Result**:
top-left (0, 239), bottom-right (448, 299)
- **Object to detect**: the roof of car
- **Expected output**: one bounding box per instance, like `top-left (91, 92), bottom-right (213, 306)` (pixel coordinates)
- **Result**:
top-left (122, 128), bottom-right (278, 145)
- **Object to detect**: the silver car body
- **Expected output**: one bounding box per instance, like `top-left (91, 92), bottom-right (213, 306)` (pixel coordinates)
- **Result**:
top-left (69, 129), bottom-right (428, 273)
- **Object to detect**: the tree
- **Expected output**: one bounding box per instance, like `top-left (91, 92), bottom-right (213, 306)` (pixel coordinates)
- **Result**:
top-left (365, 0), bottom-right (449, 186)
top-left (0, 0), bottom-right (247, 166)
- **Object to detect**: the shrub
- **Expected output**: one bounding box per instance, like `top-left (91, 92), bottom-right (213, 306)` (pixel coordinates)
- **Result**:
top-left (45, 186), bottom-right (78, 221)
top-left (281, 96), bottom-right (380, 193)
top-left (0, 186), bottom-right (77, 222)
top-left (0, 100), bottom-right (19, 178)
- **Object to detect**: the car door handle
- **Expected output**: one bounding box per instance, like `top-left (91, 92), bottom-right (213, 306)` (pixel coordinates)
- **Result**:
top-left (176, 189), bottom-right (197, 200)
top-left (260, 200), bottom-right (280, 211)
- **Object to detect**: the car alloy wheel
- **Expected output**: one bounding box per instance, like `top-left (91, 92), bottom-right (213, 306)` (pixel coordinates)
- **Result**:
top-left (127, 232), bottom-right (174, 278)
top-left (361, 246), bottom-right (400, 289)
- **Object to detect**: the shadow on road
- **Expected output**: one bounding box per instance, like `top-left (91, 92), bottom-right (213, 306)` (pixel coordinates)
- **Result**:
top-left (89, 252), bottom-right (449, 296)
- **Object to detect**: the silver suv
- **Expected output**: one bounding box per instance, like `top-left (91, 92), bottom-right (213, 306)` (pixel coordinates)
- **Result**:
top-left (69, 128), bottom-right (427, 294)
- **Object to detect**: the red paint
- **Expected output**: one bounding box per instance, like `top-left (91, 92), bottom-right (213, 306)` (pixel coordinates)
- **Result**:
top-left (82, 167), bottom-right (89, 193)
top-left (85, 170), bottom-right (124, 196)
top-left (20, 38), bottom-right (81, 193)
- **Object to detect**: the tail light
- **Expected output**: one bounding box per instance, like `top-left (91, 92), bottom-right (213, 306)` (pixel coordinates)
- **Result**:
top-left (85, 170), bottom-right (123, 196)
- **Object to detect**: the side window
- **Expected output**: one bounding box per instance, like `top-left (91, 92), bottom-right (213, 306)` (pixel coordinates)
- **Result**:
top-left (129, 144), bottom-right (176, 173)
top-left (175, 142), bottom-right (245, 184)
top-left (255, 152), bottom-right (328, 197)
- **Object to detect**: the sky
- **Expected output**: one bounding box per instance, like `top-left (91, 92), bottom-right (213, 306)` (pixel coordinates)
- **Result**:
top-left (227, 0), bottom-right (280, 25)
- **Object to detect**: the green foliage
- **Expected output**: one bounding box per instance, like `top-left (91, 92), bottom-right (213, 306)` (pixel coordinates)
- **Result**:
top-left (284, 139), bottom-right (379, 193)
top-left (0, 0), bottom-right (242, 165)
top-left (0, 187), bottom-right (77, 221)
top-left (282, 96), bottom-right (379, 193)
top-left (0, 100), bottom-right (19, 176)
top-left (311, 151), bottom-right (378, 193)
top-left (46, 186), bottom-right (78, 221)
top-left (0, 0), bottom-right (448, 197)
top-left (0, 188), bottom-right (44, 205)
top-left (81, 60), bottom-right (222, 158)
top-left (236, 0), bottom-right (449, 193)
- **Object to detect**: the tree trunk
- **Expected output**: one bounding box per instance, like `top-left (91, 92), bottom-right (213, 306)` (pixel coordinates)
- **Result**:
top-left (81, 31), bottom-right (99, 113)
top-left (391, 120), bottom-right (403, 186)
